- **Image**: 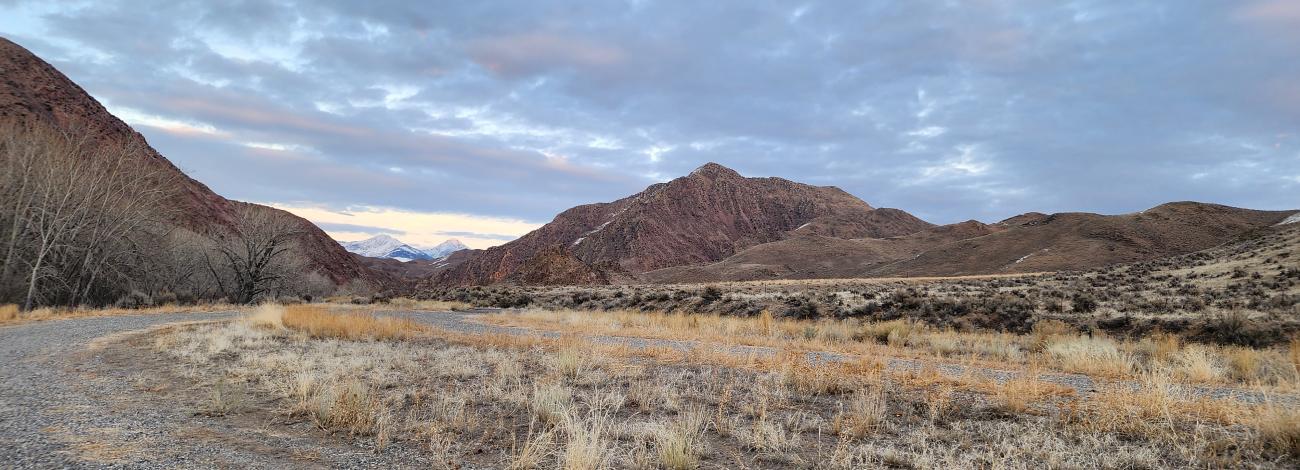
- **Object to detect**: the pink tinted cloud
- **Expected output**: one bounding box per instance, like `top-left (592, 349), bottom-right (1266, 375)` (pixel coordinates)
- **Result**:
top-left (468, 32), bottom-right (625, 77)
top-left (1264, 78), bottom-right (1300, 117)
top-left (1236, 0), bottom-right (1300, 25)
top-left (162, 97), bottom-right (374, 138)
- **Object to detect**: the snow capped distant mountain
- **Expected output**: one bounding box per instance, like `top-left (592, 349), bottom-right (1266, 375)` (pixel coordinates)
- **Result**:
top-left (340, 235), bottom-right (432, 262)
top-left (422, 239), bottom-right (469, 259)
top-left (340, 235), bottom-right (470, 262)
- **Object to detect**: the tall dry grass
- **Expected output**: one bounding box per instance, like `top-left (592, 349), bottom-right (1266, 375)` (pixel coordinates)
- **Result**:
top-left (245, 303), bottom-right (285, 328)
top-left (279, 305), bottom-right (425, 341)
top-left (1253, 396), bottom-right (1300, 459)
top-left (652, 407), bottom-right (709, 470)
top-left (0, 302), bottom-right (237, 324)
top-left (833, 387), bottom-right (888, 438)
top-left (1044, 336), bottom-right (1135, 377)
top-left (381, 298), bottom-right (471, 311)
top-left (558, 407), bottom-right (613, 470)
top-left (307, 379), bottom-right (387, 436)
top-left (0, 304), bottom-right (18, 322)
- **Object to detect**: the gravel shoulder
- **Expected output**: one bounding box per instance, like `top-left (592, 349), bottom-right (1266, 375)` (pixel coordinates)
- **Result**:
top-left (0, 312), bottom-right (235, 468)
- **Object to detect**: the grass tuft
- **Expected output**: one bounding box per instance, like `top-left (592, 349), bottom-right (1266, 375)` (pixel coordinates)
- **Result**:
top-left (833, 387), bottom-right (888, 438)
top-left (559, 407), bottom-right (612, 470)
top-left (308, 379), bottom-right (386, 436)
top-left (1254, 398), bottom-right (1300, 459)
top-left (245, 303), bottom-right (285, 329)
top-left (1046, 335), bottom-right (1134, 376)
top-left (653, 407), bottom-right (709, 469)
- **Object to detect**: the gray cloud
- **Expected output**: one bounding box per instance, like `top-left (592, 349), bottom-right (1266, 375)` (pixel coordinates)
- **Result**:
top-left (2, 0), bottom-right (1297, 226)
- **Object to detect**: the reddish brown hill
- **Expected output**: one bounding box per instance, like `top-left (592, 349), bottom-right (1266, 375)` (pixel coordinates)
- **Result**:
top-left (641, 202), bottom-right (1293, 284)
top-left (430, 163), bottom-right (933, 285)
top-left (0, 37), bottom-right (373, 285)
top-left (869, 202), bottom-right (1294, 277)
top-left (642, 219), bottom-right (1001, 283)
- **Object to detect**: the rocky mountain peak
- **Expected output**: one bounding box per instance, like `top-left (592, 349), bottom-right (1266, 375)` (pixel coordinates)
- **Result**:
top-left (686, 162), bottom-right (742, 180)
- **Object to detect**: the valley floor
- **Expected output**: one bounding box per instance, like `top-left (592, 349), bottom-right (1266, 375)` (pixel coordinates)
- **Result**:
top-left (3, 305), bottom-right (1297, 469)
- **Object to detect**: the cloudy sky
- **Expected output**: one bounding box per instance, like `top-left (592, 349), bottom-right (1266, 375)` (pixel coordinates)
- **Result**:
top-left (3, 1), bottom-right (1298, 248)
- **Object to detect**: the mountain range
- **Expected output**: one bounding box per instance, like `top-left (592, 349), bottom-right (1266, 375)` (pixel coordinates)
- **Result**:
top-left (340, 235), bottom-right (467, 262)
top-left (424, 163), bottom-right (1297, 286)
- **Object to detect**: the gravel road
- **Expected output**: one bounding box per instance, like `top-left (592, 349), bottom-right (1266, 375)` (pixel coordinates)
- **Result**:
top-left (0, 309), bottom-right (1290, 468)
top-left (0, 312), bottom-right (236, 468)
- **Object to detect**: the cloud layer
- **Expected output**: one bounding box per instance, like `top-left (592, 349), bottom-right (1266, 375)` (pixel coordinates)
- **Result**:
top-left (3, 1), bottom-right (1297, 243)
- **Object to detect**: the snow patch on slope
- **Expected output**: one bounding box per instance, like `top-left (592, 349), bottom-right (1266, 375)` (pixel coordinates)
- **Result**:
top-left (422, 239), bottom-right (469, 259)
top-left (572, 207), bottom-right (628, 247)
top-left (1014, 248), bottom-right (1052, 265)
top-left (1276, 212), bottom-right (1300, 226)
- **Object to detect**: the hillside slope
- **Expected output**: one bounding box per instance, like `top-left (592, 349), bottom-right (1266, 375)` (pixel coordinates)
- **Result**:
top-left (0, 37), bottom-right (374, 285)
top-left (870, 202), bottom-right (1295, 277)
top-left (643, 203), bottom-right (1294, 283)
top-left (643, 220), bottom-right (1001, 283)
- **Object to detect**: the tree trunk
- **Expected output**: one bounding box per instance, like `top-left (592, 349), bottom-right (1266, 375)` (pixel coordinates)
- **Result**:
top-left (23, 247), bottom-right (47, 311)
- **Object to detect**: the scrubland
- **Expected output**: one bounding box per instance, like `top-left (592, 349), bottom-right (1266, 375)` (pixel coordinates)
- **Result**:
top-left (151, 304), bottom-right (1300, 469)
top-left (483, 309), bottom-right (1300, 390)
top-left (429, 226), bottom-right (1300, 349)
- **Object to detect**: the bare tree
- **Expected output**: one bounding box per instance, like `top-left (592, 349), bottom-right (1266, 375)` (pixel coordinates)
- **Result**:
top-left (204, 205), bottom-right (308, 304)
top-left (0, 120), bottom-right (176, 309)
top-left (1, 120), bottom-right (337, 308)
top-left (140, 228), bottom-right (218, 301)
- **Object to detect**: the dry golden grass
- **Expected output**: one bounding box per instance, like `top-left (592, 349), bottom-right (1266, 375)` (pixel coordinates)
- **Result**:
top-left (1291, 337), bottom-right (1300, 376)
top-left (509, 426), bottom-right (555, 470)
top-left (484, 309), bottom-right (1300, 389)
top-left (832, 387), bottom-right (888, 438)
top-left (1253, 397), bottom-right (1300, 459)
top-left (992, 368), bottom-right (1053, 414)
top-left (0, 303), bottom-right (18, 321)
top-left (558, 408), bottom-right (613, 470)
top-left (777, 351), bottom-right (881, 396)
top-left (652, 407), bottom-right (709, 469)
top-left (307, 379), bottom-right (386, 436)
top-left (245, 303), bottom-right (285, 328)
top-left (280, 305), bottom-right (426, 341)
top-left (152, 312), bottom-right (1300, 468)
top-left (1043, 335), bottom-right (1137, 377)
top-left (379, 298), bottom-right (471, 311)
top-left (531, 383), bottom-right (573, 425)
top-left (0, 302), bottom-right (238, 325)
